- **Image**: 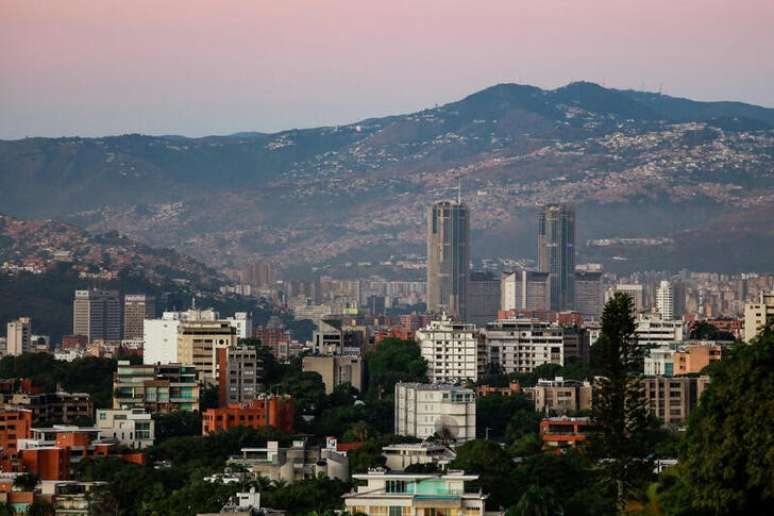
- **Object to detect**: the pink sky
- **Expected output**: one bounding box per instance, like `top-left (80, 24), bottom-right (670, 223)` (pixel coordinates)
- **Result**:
top-left (1, 0), bottom-right (773, 138)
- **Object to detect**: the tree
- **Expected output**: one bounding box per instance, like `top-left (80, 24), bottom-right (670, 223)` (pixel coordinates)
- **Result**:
top-left (591, 292), bottom-right (652, 511)
top-left (663, 324), bottom-right (774, 515)
top-left (365, 338), bottom-right (427, 399)
top-left (450, 440), bottom-right (518, 509)
top-left (506, 486), bottom-right (564, 516)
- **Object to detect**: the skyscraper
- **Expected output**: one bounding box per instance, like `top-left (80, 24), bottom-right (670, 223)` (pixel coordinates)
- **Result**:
top-left (538, 204), bottom-right (576, 311)
top-left (73, 289), bottom-right (122, 342)
top-left (426, 199), bottom-right (470, 320)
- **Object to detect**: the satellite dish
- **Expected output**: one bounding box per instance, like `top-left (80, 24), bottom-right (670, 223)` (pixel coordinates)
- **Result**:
top-left (434, 415), bottom-right (460, 441)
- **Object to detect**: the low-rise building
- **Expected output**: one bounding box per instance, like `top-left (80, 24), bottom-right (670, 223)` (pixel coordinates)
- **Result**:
top-left (382, 442), bottom-right (457, 471)
top-left (394, 383), bottom-right (475, 443)
top-left (343, 469), bottom-right (487, 515)
top-left (202, 396), bottom-right (294, 435)
top-left (227, 439), bottom-right (348, 483)
top-left (641, 376), bottom-right (711, 425)
top-left (483, 318), bottom-right (564, 374)
top-left (643, 341), bottom-right (723, 377)
top-left (2, 391), bottom-right (92, 425)
top-left (539, 416), bottom-right (590, 450)
top-left (301, 355), bottom-right (363, 394)
top-left (112, 361), bottom-right (199, 413)
top-left (530, 377), bottom-right (592, 415)
top-left (96, 408), bottom-right (155, 449)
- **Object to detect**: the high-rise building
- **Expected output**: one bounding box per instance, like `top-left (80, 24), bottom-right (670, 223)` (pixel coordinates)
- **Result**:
top-left (467, 271), bottom-right (500, 326)
top-left (72, 289), bottom-right (122, 342)
top-left (6, 317), bottom-right (32, 356)
top-left (217, 345), bottom-right (264, 406)
top-left (574, 271), bottom-right (603, 318)
top-left (656, 280), bottom-right (675, 320)
top-left (426, 200), bottom-right (470, 320)
top-left (500, 270), bottom-right (550, 312)
top-left (416, 317), bottom-right (485, 384)
top-left (538, 204), bottom-right (575, 311)
top-left (123, 294), bottom-right (156, 341)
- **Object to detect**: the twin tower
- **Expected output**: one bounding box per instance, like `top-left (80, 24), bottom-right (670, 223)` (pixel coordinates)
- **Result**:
top-left (426, 200), bottom-right (575, 320)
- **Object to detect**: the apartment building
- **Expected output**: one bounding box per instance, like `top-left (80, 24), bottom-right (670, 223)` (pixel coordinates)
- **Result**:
top-left (382, 443), bottom-right (457, 472)
top-left (302, 355), bottom-right (363, 394)
top-left (394, 383), bottom-right (476, 443)
top-left (644, 341), bottom-right (723, 377)
top-left (344, 469), bottom-right (487, 515)
top-left (416, 317), bottom-right (485, 384)
top-left (574, 271), bottom-right (603, 319)
top-left (112, 361), bottom-right (199, 413)
top-left (540, 416), bottom-right (590, 450)
top-left (96, 408), bottom-right (155, 449)
top-left (217, 345), bottom-right (264, 406)
top-left (635, 315), bottom-right (684, 346)
top-left (177, 320), bottom-right (237, 385)
top-left (202, 396), bottom-right (294, 435)
top-left (467, 271), bottom-right (501, 326)
top-left (483, 318), bottom-right (564, 374)
top-left (743, 291), bottom-right (774, 342)
top-left (2, 392), bottom-right (92, 425)
top-left (641, 376), bottom-right (710, 425)
top-left (227, 439), bottom-right (349, 483)
top-left (530, 377), bottom-right (592, 415)
top-left (5, 317), bottom-right (32, 356)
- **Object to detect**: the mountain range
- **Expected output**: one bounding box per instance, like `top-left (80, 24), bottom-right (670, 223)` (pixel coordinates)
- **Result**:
top-left (2, 81), bottom-right (773, 275)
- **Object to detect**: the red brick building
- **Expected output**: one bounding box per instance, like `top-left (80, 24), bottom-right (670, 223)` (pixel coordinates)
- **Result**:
top-left (540, 416), bottom-right (591, 451)
top-left (0, 409), bottom-right (33, 457)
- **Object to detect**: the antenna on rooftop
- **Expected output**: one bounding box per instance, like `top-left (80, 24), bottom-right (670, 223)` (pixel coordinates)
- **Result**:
top-left (457, 177), bottom-right (462, 204)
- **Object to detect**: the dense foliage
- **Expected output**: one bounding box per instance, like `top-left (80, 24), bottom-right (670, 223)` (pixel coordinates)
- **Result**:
top-left (657, 325), bottom-right (774, 515)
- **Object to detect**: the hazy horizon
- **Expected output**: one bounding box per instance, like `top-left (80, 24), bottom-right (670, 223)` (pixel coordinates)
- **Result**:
top-left (2, 0), bottom-right (773, 140)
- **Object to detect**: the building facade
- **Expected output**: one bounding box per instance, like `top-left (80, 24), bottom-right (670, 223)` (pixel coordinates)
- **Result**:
top-left (538, 204), bottom-right (575, 311)
top-left (6, 317), bottom-right (32, 356)
top-left (642, 376), bottom-right (710, 425)
top-left (483, 318), bottom-right (564, 374)
top-left (344, 470), bottom-right (487, 515)
top-left (743, 291), bottom-right (774, 342)
top-left (302, 355), bottom-right (364, 395)
top-left (466, 271), bottom-right (500, 326)
top-left (394, 383), bottom-right (476, 442)
top-left (416, 317), bottom-right (485, 384)
top-left (426, 200), bottom-right (470, 320)
top-left (202, 396), bottom-right (294, 435)
top-left (574, 271), bottom-right (603, 319)
top-left (96, 408), bottom-right (155, 448)
top-left (73, 289), bottom-right (121, 342)
top-left (217, 345), bottom-right (264, 406)
top-left (112, 361), bottom-right (200, 413)
top-left (500, 270), bottom-right (550, 312)
top-left (531, 378), bottom-right (592, 415)
top-left (123, 294), bottom-right (156, 341)
top-left (635, 315), bottom-right (684, 346)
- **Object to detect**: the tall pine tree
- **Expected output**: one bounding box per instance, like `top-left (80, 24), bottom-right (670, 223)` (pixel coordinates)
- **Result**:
top-left (591, 292), bottom-right (652, 512)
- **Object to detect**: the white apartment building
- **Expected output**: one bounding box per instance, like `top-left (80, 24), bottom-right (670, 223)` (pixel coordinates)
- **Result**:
top-left (344, 469), bottom-right (486, 515)
top-left (416, 318), bottom-right (485, 384)
top-left (227, 312), bottom-right (253, 339)
top-left (635, 314), bottom-right (684, 346)
top-left (656, 280), bottom-right (675, 320)
top-left (743, 291), bottom-right (774, 343)
top-left (644, 347), bottom-right (677, 376)
top-left (6, 317), bottom-right (32, 356)
top-left (483, 318), bottom-right (564, 374)
top-left (96, 408), bottom-right (155, 449)
top-left (143, 313), bottom-right (182, 365)
top-left (395, 383), bottom-right (476, 442)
